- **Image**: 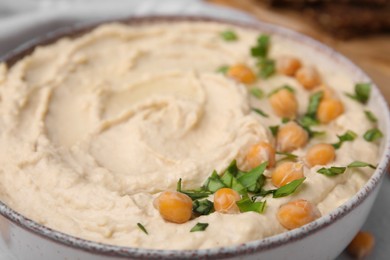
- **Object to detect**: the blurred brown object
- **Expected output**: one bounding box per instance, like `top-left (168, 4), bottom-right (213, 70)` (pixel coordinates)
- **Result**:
top-left (207, 0), bottom-right (390, 103)
top-left (265, 0), bottom-right (390, 39)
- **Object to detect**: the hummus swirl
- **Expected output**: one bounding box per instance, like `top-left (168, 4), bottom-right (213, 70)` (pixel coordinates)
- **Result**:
top-left (0, 22), bottom-right (379, 249)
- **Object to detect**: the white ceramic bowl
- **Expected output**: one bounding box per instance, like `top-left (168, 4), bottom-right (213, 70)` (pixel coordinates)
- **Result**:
top-left (0, 16), bottom-right (389, 260)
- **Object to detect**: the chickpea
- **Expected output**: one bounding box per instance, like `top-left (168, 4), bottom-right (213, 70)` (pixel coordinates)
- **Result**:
top-left (277, 199), bottom-right (321, 230)
top-left (227, 64), bottom-right (256, 84)
top-left (245, 141), bottom-right (276, 169)
top-left (316, 98), bottom-right (344, 124)
top-left (295, 66), bottom-right (321, 90)
top-left (272, 162), bottom-right (304, 188)
top-left (154, 191), bottom-right (193, 224)
top-left (269, 88), bottom-right (298, 119)
top-left (214, 188), bottom-right (241, 214)
top-left (347, 231), bottom-right (375, 259)
top-left (277, 121), bottom-right (309, 152)
top-left (276, 56), bottom-right (302, 76)
top-left (306, 143), bottom-right (335, 167)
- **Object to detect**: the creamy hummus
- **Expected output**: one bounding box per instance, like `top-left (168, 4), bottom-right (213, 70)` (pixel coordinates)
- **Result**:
top-left (0, 22), bottom-right (379, 249)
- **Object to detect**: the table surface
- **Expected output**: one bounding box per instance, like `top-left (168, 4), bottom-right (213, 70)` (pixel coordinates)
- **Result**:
top-left (0, 1), bottom-right (389, 259)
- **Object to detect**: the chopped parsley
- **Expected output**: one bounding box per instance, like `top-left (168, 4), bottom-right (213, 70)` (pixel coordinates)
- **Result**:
top-left (177, 178), bottom-right (211, 200)
top-left (236, 197), bottom-right (266, 213)
top-left (137, 223), bottom-right (148, 235)
top-left (317, 160), bottom-right (377, 177)
top-left (250, 87), bottom-right (264, 99)
top-left (220, 30), bottom-right (238, 41)
top-left (276, 151), bottom-right (298, 162)
top-left (269, 125), bottom-right (279, 137)
top-left (193, 199), bottom-right (214, 216)
top-left (363, 128), bottom-right (383, 142)
top-left (345, 83), bottom-right (371, 104)
top-left (252, 108), bottom-right (269, 118)
top-left (257, 58), bottom-right (275, 79)
top-left (267, 85), bottom-right (295, 97)
top-left (216, 65), bottom-right (229, 74)
top-left (364, 110), bottom-right (377, 123)
top-left (305, 91), bottom-right (323, 120)
top-left (190, 222), bottom-right (209, 232)
top-left (253, 177), bottom-right (306, 199)
top-left (348, 161), bottom-right (376, 169)
top-left (273, 178), bottom-right (306, 198)
top-left (317, 166), bottom-right (346, 176)
top-left (332, 130), bottom-right (357, 149)
top-left (250, 35), bottom-right (270, 58)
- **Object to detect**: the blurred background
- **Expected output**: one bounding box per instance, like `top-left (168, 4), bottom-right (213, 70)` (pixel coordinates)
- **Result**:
top-left (0, 0), bottom-right (389, 259)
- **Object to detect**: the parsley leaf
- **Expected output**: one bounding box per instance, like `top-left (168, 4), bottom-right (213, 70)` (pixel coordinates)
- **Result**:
top-left (268, 85), bottom-right (295, 97)
top-left (252, 108), bottom-right (269, 118)
top-left (269, 125), bottom-right (279, 137)
top-left (193, 199), bottom-right (214, 215)
top-left (363, 128), bottom-right (383, 142)
top-left (257, 58), bottom-right (275, 79)
top-left (250, 87), bottom-right (264, 99)
top-left (317, 166), bottom-right (346, 176)
top-left (250, 35), bottom-right (270, 58)
top-left (137, 223), bottom-right (148, 235)
top-left (177, 179), bottom-right (211, 200)
top-left (345, 83), bottom-right (371, 104)
top-left (305, 91), bottom-right (323, 119)
top-left (216, 65), bottom-right (229, 74)
top-left (273, 177), bottom-right (306, 198)
top-left (332, 130), bottom-right (357, 149)
top-left (236, 197), bottom-right (266, 213)
top-left (318, 160), bottom-right (377, 177)
top-left (364, 110), bottom-right (377, 123)
top-left (203, 171), bottom-right (226, 193)
top-left (190, 222), bottom-right (209, 232)
top-left (347, 161), bottom-right (376, 169)
top-left (220, 30), bottom-right (238, 41)
top-left (237, 161), bottom-right (267, 193)
top-left (276, 151), bottom-right (298, 162)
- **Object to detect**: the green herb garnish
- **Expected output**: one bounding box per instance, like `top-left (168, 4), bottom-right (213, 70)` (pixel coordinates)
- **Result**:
top-left (267, 85), bottom-right (295, 97)
top-left (216, 65), bottom-right (229, 74)
top-left (236, 197), bottom-right (266, 213)
top-left (364, 110), bottom-right (378, 123)
top-left (281, 118), bottom-right (290, 124)
top-left (250, 35), bottom-right (270, 58)
top-left (269, 125), bottom-right (279, 137)
top-left (318, 160), bottom-right (377, 177)
top-left (203, 171), bottom-right (226, 193)
top-left (257, 58), bottom-right (275, 79)
top-left (273, 177), bottom-right (306, 198)
top-left (317, 166), bottom-right (346, 176)
top-left (363, 128), bottom-right (383, 142)
top-left (177, 178), bottom-right (211, 200)
top-left (193, 199), bottom-right (214, 215)
top-left (252, 108), bottom-right (269, 118)
top-left (137, 223), bottom-right (148, 235)
top-left (345, 83), bottom-right (371, 104)
top-left (237, 162), bottom-right (267, 193)
top-left (332, 130), bottom-right (357, 149)
top-left (253, 177), bottom-right (306, 199)
top-left (347, 161), bottom-right (376, 169)
top-left (250, 87), bottom-right (264, 99)
top-left (276, 151), bottom-right (298, 162)
top-left (305, 91), bottom-right (323, 119)
top-left (190, 222), bottom-right (209, 232)
top-left (220, 30), bottom-right (238, 41)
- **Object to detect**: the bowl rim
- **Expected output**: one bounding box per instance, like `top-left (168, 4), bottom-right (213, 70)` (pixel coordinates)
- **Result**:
top-left (0, 15), bottom-right (389, 259)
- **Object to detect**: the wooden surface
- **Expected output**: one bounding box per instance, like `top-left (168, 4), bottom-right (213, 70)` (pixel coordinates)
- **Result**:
top-left (208, 0), bottom-right (390, 102)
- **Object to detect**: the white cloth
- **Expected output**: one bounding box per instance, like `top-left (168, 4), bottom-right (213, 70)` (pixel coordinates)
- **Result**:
top-left (0, 1), bottom-right (388, 259)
